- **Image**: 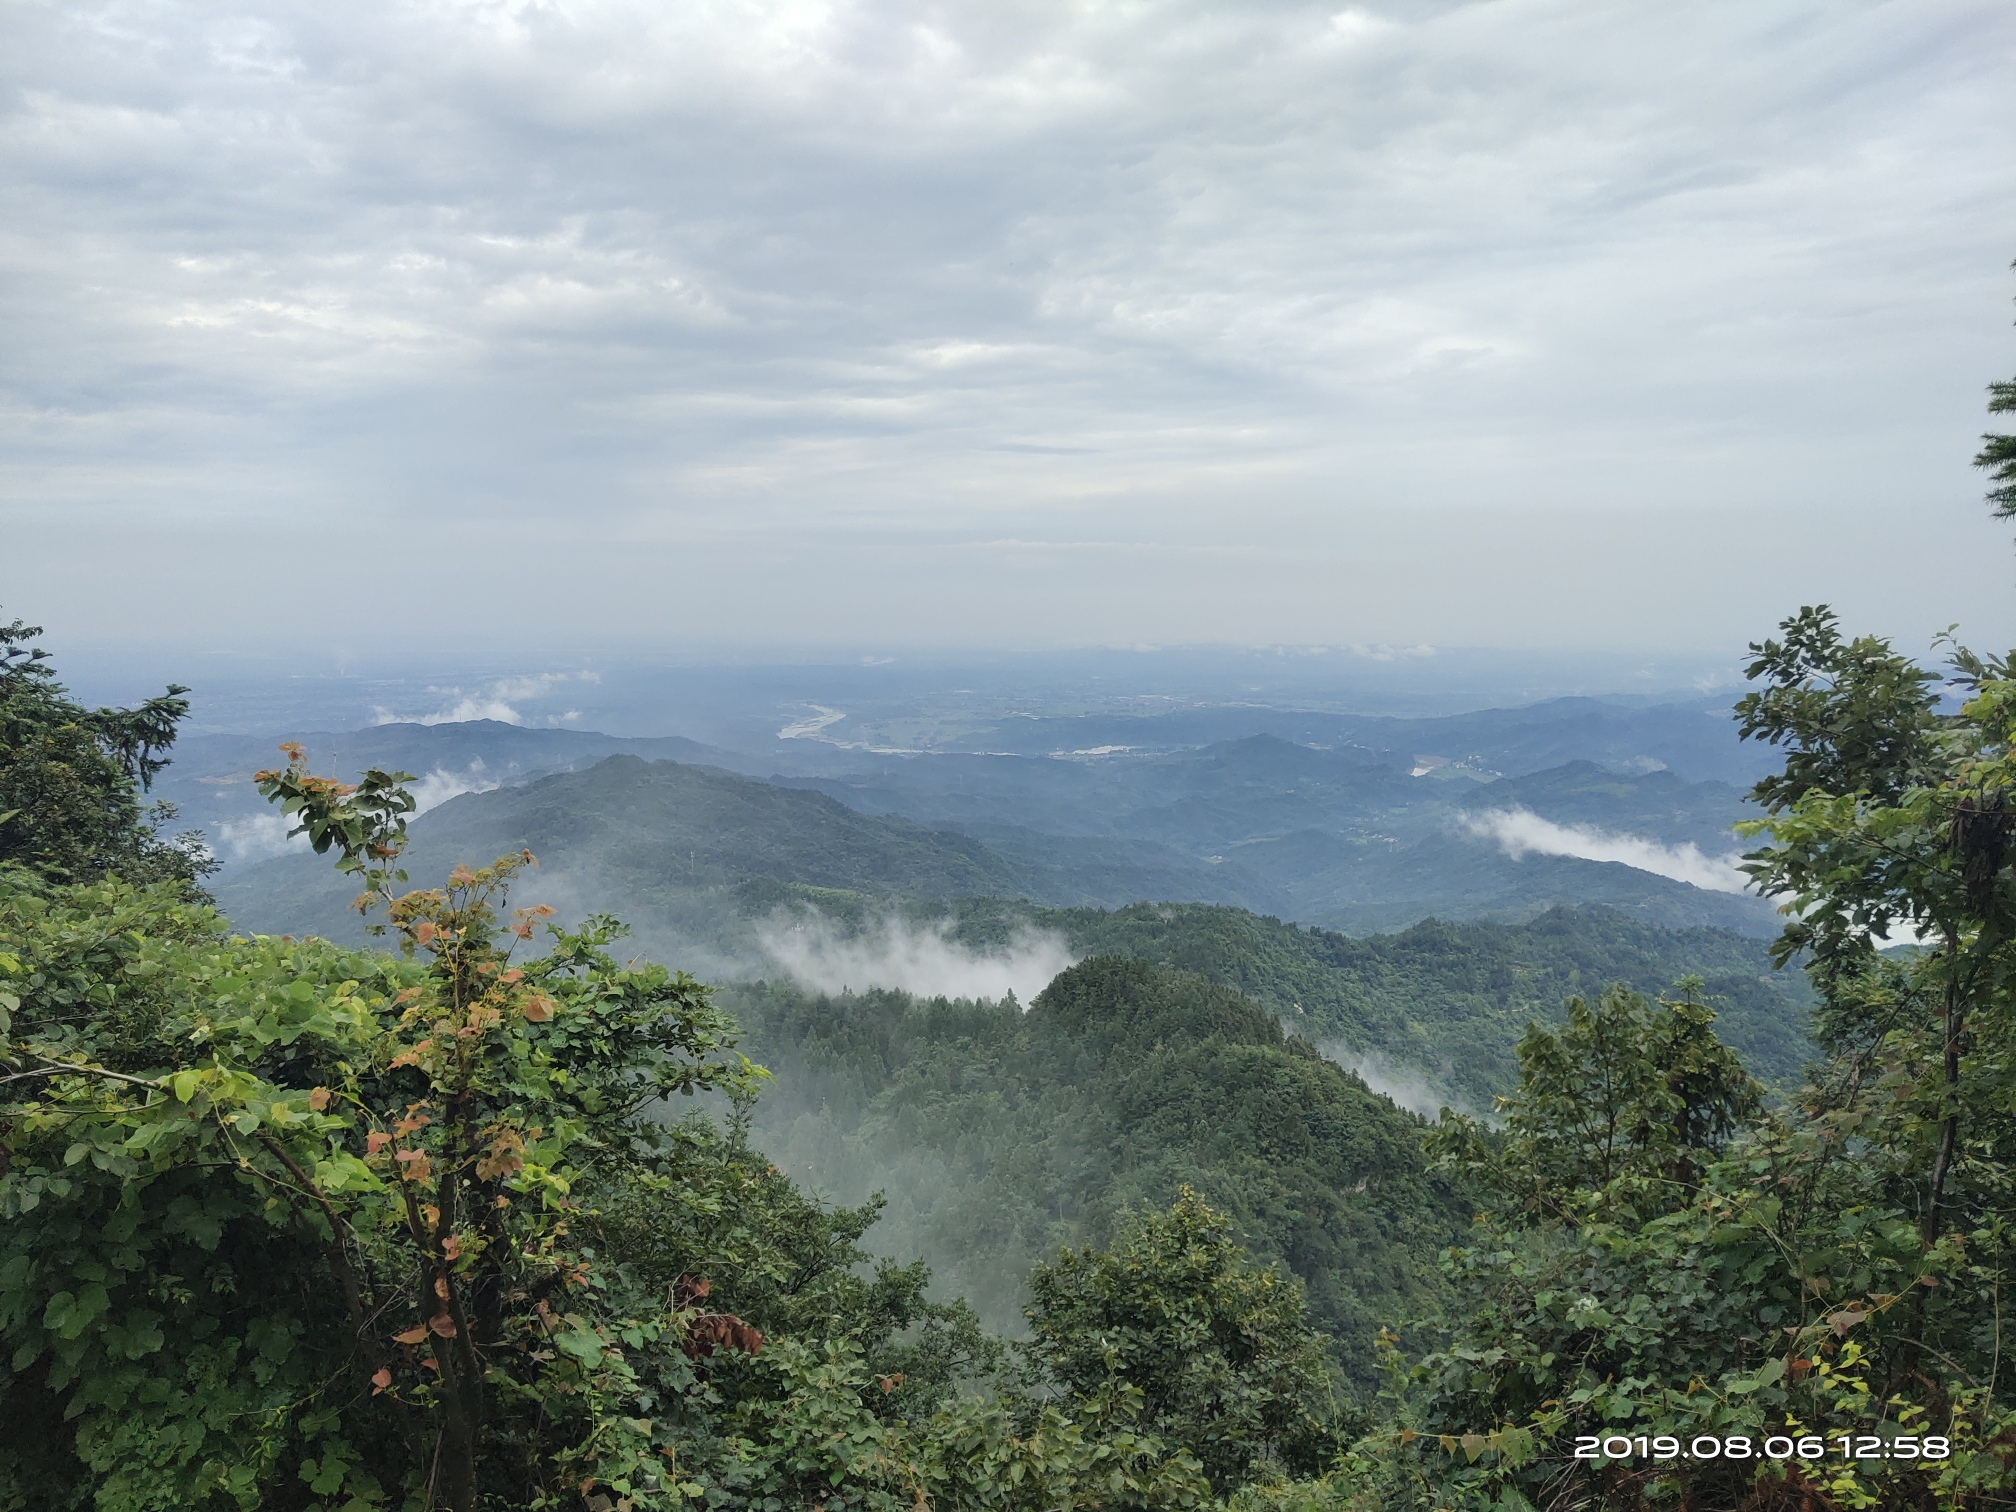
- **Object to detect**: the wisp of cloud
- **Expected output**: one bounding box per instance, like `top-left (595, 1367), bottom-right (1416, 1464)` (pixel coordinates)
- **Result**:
top-left (408, 763), bottom-right (503, 815)
top-left (1465, 807), bottom-right (1748, 893)
top-left (211, 811), bottom-right (310, 863)
top-left (755, 913), bottom-right (1078, 1006)
top-left (372, 674), bottom-right (595, 727)
top-left (1316, 1043), bottom-right (1459, 1120)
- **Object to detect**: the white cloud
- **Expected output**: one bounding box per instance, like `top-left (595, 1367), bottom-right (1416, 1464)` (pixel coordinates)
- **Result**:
top-left (408, 762), bottom-right (502, 814)
top-left (1317, 1043), bottom-right (1460, 1119)
top-left (755, 912), bottom-right (1079, 1005)
top-left (212, 811), bottom-right (310, 862)
top-left (372, 673), bottom-right (596, 726)
top-left (1464, 806), bottom-right (1749, 893)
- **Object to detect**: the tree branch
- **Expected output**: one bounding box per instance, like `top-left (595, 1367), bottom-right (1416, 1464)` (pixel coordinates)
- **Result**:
top-left (255, 1130), bottom-right (386, 1373)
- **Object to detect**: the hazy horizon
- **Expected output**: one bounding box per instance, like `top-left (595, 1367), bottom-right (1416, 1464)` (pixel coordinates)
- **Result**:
top-left (50, 637), bottom-right (1777, 742)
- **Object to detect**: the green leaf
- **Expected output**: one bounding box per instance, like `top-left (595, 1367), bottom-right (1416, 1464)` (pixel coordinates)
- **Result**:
top-left (554, 1328), bottom-right (604, 1365)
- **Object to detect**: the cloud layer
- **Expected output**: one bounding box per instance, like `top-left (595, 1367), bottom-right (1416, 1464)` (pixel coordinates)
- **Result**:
top-left (1465, 806), bottom-right (1749, 893)
top-left (7, 1), bottom-right (2014, 654)
top-left (755, 912), bottom-right (1078, 1005)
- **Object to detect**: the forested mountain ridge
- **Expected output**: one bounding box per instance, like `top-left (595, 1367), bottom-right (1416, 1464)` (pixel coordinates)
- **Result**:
top-left (211, 752), bottom-right (1282, 940)
top-left (1050, 901), bottom-right (1812, 1103)
top-left (804, 693), bottom-right (1773, 786)
top-left (1453, 758), bottom-right (1751, 851)
top-left (720, 956), bottom-right (1472, 1373)
top-left (214, 740), bottom-right (1775, 953)
top-left (209, 744), bottom-right (1811, 1106)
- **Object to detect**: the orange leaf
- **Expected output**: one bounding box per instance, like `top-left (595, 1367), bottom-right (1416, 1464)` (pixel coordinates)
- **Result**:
top-left (371, 1367), bottom-right (393, 1394)
top-left (366, 1132), bottom-right (392, 1155)
top-left (499, 968), bottom-right (525, 984)
top-left (428, 1313), bottom-right (458, 1338)
top-left (522, 995), bottom-right (556, 1023)
top-left (308, 1088), bottom-right (331, 1112)
top-left (413, 921), bottom-right (437, 946)
top-left (393, 1326), bottom-right (428, 1345)
top-left (449, 864), bottom-right (475, 885)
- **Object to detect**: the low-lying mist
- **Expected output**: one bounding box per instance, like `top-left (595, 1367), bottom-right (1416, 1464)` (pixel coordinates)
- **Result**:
top-left (1315, 1044), bottom-right (1463, 1120)
top-left (1465, 806), bottom-right (1748, 893)
top-left (752, 910), bottom-right (1078, 1005)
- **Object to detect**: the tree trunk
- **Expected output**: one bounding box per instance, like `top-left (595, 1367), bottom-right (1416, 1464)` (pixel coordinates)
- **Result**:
top-left (1922, 987), bottom-right (1963, 1244)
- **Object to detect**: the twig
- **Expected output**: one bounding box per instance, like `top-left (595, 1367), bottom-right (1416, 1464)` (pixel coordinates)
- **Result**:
top-left (254, 1130), bottom-right (386, 1373)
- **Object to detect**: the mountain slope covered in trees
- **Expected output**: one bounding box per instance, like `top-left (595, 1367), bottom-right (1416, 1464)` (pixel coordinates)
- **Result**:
top-left (212, 741), bottom-right (1775, 954)
top-left (720, 958), bottom-right (1472, 1365)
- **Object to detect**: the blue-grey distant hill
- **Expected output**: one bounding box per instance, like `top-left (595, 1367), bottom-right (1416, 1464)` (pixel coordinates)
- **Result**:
top-left (210, 754), bottom-right (1282, 943)
top-left (883, 694), bottom-right (1770, 785)
top-left (215, 742), bottom-right (1774, 949)
top-left (162, 719), bottom-right (764, 867)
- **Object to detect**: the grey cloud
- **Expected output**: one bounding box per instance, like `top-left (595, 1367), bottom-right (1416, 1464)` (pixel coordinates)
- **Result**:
top-left (4, 0), bottom-right (2014, 654)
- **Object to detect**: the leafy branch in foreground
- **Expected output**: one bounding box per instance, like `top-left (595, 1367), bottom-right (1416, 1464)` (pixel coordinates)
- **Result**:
top-left (2, 750), bottom-right (1224, 1512)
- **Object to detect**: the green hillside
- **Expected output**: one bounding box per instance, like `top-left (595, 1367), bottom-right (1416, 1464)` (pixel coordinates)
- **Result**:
top-left (1040, 901), bottom-right (1813, 1105)
top-left (723, 956), bottom-right (1471, 1380)
top-left (217, 745), bottom-right (1777, 962)
top-left (213, 754), bottom-right (1276, 941)
top-left (1453, 757), bottom-right (1753, 851)
top-left (214, 746), bottom-right (1810, 1108)
top-left (790, 736), bottom-right (1775, 934)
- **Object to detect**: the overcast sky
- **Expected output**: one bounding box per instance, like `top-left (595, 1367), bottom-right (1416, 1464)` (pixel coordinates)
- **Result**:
top-left (5, 0), bottom-right (2014, 662)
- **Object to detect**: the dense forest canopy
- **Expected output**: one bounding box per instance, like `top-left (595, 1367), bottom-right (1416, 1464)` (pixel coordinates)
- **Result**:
top-left (4, 332), bottom-right (2016, 1509)
top-left (717, 958), bottom-right (1468, 1362)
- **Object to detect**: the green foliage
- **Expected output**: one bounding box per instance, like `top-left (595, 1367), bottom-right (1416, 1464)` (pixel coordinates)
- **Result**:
top-left (1330, 991), bottom-right (2015, 1510)
top-left (255, 741), bottom-right (419, 918)
top-left (0, 618), bottom-right (211, 888)
top-left (1024, 1189), bottom-right (1338, 1491)
top-left (1978, 271), bottom-right (2016, 519)
top-left (1736, 606), bottom-right (2016, 1245)
top-left (1981, 373), bottom-right (2016, 519)
top-left (0, 754), bottom-right (1219, 1511)
top-left (725, 956), bottom-right (1469, 1381)
top-left (0, 853), bottom-right (764, 1510)
top-left (1044, 901), bottom-right (1812, 1105)
top-left (1433, 984), bottom-right (1761, 1215)
top-left (1332, 597), bottom-right (2016, 1510)
top-left (1735, 604), bottom-right (1946, 821)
